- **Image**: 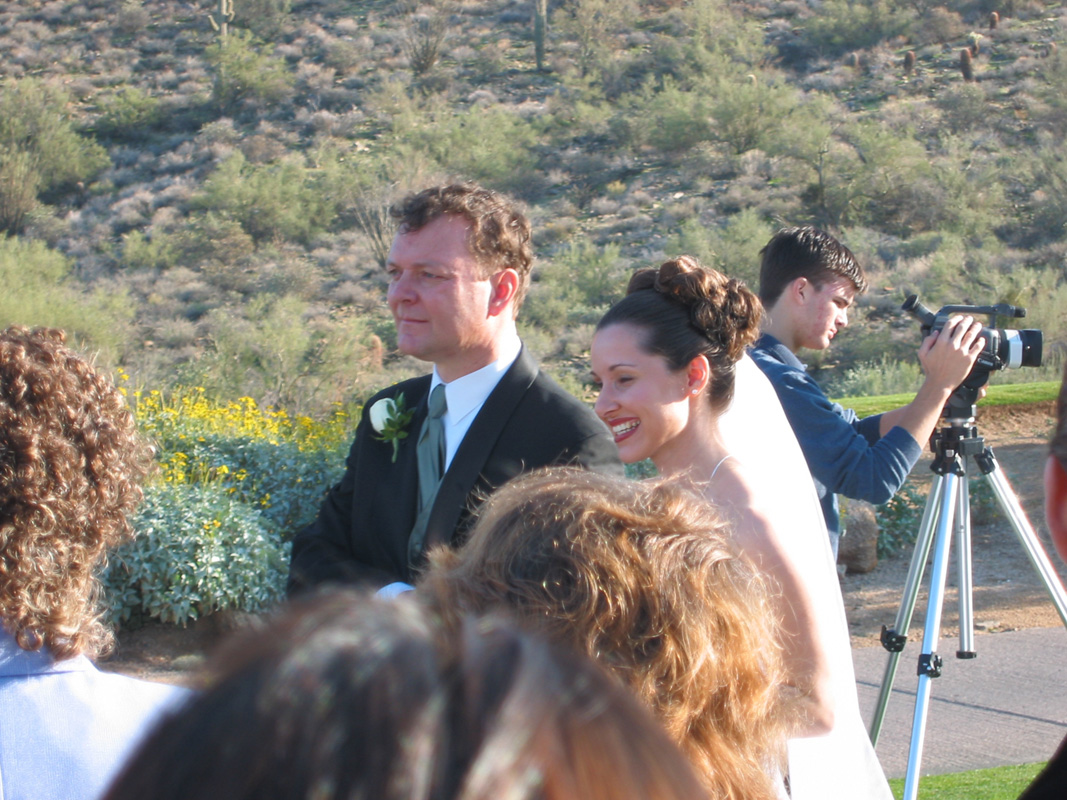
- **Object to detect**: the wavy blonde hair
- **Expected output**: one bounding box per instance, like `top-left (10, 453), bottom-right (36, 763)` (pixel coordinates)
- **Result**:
top-left (0, 326), bottom-right (152, 660)
top-left (421, 468), bottom-right (794, 800)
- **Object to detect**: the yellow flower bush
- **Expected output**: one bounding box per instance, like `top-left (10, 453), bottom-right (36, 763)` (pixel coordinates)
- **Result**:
top-left (104, 383), bottom-right (357, 626)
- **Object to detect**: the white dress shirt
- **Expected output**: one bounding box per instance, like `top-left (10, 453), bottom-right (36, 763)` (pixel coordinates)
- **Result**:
top-left (429, 333), bottom-right (522, 472)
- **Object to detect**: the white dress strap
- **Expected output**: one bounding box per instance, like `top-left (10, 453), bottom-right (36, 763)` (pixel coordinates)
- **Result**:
top-left (709, 454), bottom-right (733, 482)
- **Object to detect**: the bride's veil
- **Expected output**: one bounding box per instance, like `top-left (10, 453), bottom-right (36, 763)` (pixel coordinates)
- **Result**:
top-left (721, 354), bottom-right (892, 800)
top-left (719, 354), bottom-right (828, 544)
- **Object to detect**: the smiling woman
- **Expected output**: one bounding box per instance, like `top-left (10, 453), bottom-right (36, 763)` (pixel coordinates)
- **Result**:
top-left (589, 256), bottom-right (894, 799)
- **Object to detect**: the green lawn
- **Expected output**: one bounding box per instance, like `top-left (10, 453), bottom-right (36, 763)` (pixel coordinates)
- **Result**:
top-left (888, 762), bottom-right (1046, 799)
top-left (838, 381), bottom-right (1059, 419)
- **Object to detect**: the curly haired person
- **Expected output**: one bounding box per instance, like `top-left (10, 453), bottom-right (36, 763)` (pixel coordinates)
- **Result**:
top-left (420, 467), bottom-right (795, 800)
top-left (0, 326), bottom-right (187, 800)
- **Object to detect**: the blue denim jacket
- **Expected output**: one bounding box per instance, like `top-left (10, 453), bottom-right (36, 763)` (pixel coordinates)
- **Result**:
top-left (750, 334), bottom-right (922, 554)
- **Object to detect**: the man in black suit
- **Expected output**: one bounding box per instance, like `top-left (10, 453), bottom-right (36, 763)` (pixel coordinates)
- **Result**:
top-left (287, 184), bottom-right (622, 593)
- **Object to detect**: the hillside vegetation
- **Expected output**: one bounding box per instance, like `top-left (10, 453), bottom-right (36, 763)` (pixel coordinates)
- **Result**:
top-left (2, 0), bottom-right (1066, 414)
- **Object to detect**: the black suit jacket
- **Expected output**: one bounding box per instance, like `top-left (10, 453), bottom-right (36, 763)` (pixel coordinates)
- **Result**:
top-left (287, 347), bottom-right (623, 591)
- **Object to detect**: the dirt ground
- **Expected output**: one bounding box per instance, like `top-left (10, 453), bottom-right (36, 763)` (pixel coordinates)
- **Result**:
top-left (843, 400), bottom-right (1064, 647)
top-left (100, 402), bottom-right (1064, 684)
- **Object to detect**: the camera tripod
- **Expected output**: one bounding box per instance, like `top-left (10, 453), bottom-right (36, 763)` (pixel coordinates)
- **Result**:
top-left (867, 399), bottom-right (1067, 800)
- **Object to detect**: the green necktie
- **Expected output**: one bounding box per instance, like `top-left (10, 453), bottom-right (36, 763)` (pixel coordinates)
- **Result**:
top-left (408, 384), bottom-right (447, 563)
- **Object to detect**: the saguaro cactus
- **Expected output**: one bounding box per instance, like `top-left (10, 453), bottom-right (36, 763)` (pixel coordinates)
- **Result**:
top-left (209, 0), bottom-right (235, 39)
top-left (534, 0), bottom-right (548, 71)
top-left (960, 48), bottom-right (974, 81)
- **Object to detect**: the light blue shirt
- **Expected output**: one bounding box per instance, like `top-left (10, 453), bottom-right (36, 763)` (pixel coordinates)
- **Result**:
top-left (0, 632), bottom-right (190, 800)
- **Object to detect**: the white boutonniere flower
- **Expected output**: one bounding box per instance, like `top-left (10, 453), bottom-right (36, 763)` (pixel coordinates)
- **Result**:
top-left (369, 393), bottom-right (415, 463)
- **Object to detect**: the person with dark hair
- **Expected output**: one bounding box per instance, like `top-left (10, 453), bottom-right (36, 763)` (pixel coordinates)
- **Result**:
top-left (751, 226), bottom-right (985, 555)
top-left (0, 326), bottom-right (188, 800)
top-left (589, 256), bottom-right (892, 799)
top-left (102, 591), bottom-right (708, 800)
top-left (1016, 364), bottom-right (1067, 800)
top-left (421, 468), bottom-right (794, 800)
top-left (287, 183), bottom-right (621, 595)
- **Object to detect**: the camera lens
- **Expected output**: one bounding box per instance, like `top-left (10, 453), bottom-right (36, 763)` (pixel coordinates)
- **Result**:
top-left (1002, 329), bottom-right (1042, 369)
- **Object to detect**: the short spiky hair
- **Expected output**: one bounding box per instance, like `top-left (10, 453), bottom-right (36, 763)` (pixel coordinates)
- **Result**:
top-left (390, 183), bottom-right (534, 309)
top-left (758, 226), bottom-right (868, 308)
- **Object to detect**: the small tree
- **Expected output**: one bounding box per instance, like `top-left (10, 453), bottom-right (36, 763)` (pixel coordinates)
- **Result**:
top-left (402, 3), bottom-right (452, 76)
top-left (0, 147), bottom-right (41, 234)
top-left (0, 78), bottom-right (109, 233)
top-left (235, 0), bottom-right (292, 39)
top-left (204, 30), bottom-right (294, 110)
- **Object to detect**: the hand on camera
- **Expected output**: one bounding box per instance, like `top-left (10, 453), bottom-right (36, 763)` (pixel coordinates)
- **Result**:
top-left (918, 315), bottom-right (986, 392)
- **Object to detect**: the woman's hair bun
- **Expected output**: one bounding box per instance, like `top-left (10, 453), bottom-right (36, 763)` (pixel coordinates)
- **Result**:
top-left (628, 256), bottom-right (762, 363)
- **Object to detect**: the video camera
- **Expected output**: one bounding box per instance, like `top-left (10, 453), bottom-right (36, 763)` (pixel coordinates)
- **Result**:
top-left (901, 294), bottom-right (1042, 412)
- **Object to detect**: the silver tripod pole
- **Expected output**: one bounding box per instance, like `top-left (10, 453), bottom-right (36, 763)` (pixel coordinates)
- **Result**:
top-left (981, 460), bottom-right (1067, 626)
top-left (870, 415), bottom-right (1067, 800)
top-left (902, 470), bottom-right (961, 800)
top-left (868, 474), bottom-right (944, 745)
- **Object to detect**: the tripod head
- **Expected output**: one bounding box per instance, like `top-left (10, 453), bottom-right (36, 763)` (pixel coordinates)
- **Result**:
top-left (944, 377), bottom-right (983, 423)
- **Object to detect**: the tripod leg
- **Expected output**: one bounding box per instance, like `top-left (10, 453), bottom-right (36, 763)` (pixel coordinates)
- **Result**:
top-left (903, 472), bottom-right (960, 800)
top-left (957, 476), bottom-right (976, 658)
top-left (982, 463), bottom-right (1067, 627)
top-left (869, 474), bottom-right (945, 746)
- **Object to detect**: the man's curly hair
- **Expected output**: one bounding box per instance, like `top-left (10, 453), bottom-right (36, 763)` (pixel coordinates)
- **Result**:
top-left (0, 326), bottom-right (152, 661)
top-left (390, 183), bottom-right (534, 310)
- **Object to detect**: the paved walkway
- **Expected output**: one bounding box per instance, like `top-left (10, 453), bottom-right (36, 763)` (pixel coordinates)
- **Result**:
top-left (853, 626), bottom-right (1067, 778)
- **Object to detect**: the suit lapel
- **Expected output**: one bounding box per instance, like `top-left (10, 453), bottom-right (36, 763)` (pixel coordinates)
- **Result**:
top-left (380, 379), bottom-right (430, 543)
top-left (424, 347), bottom-right (539, 548)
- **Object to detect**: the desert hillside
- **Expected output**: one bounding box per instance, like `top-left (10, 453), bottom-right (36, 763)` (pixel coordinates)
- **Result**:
top-left (1, 0), bottom-right (1065, 413)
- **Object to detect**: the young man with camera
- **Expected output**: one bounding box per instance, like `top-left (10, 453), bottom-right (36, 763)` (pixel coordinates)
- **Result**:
top-left (750, 227), bottom-right (986, 556)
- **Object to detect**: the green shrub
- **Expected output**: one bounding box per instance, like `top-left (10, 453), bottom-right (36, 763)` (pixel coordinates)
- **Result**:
top-left (0, 146), bottom-right (41, 234)
top-left (631, 78), bottom-right (714, 154)
top-left (875, 482), bottom-right (925, 558)
top-left (132, 383), bottom-right (352, 529)
top-left (710, 76), bottom-right (804, 156)
top-left (401, 4), bottom-right (451, 76)
top-left (669, 209), bottom-right (773, 286)
top-left (558, 0), bottom-right (639, 76)
top-left (0, 78), bottom-right (109, 195)
top-left (0, 236), bottom-right (133, 358)
top-left (525, 240), bottom-right (626, 330)
top-left (103, 483), bottom-right (290, 626)
top-left (935, 83), bottom-right (988, 134)
top-left (179, 296), bottom-right (383, 413)
top-left (204, 30), bottom-right (294, 110)
top-left (800, 0), bottom-right (911, 58)
top-left (233, 0), bottom-right (291, 38)
top-left (402, 107), bottom-right (540, 194)
top-left (193, 152), bottom-right (338, 245)
top-left (827, 355), bottom-right (923, 399)
top-left (0, 78), bottom-right (109, 232)
top-left (94, 87), bottom-right (164, 140)
top-left (1023, 136), bottom-right (1067, 246)
top-left (120, 229), bottom-right (181, 271)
